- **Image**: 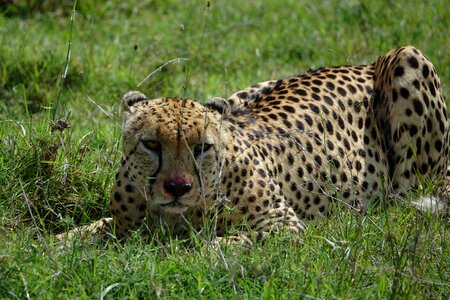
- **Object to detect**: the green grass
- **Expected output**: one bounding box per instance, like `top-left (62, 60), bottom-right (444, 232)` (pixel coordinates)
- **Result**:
top-left (0, 0), bottom-right (449, 298)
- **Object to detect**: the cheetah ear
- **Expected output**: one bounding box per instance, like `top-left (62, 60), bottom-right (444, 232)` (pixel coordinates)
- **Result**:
top-left (203, 97), bottom-right (231, 114)
top-left (121, 91), bottom-right (148, 113)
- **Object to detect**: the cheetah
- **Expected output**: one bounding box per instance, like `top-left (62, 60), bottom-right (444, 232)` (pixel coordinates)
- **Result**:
top-left (59, 46), bottom-right (448, 243)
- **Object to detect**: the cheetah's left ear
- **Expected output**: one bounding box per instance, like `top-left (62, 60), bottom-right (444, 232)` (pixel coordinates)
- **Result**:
top-left (121, 91), bottom-right (148, 113)
top-left (203, 97), bottom-right (231, 114)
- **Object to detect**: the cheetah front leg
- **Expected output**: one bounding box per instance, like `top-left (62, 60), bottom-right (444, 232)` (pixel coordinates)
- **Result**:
top-left (213, 178), bottom-right (306, 245)
top-left (55, 217), bottom-right (114, 242)
top-left (212, 206), bottom-right (305, 245)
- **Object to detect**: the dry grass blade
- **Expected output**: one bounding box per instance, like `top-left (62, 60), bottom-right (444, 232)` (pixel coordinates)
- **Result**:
top-left (100, 283), bottom-right (121, 300)
top-left (136, 58), bottom-right (188, 88)
top-left (19, 179), bottom-right (56, 263)
top-left (85, 94), bottom-right (114, 119)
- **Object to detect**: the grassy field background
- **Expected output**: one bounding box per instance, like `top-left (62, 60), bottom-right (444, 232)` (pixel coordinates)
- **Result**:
top-left (0, 0), bottom-right (449, 298)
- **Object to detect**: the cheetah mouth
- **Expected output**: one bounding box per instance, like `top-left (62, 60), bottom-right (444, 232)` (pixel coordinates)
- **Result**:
top-left (160, 200), bottom-right (190, 213)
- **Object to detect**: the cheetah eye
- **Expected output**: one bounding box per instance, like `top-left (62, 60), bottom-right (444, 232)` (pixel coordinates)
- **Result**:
top-left (193, 143), bottom-right (212, 157)
top-left (141, 139), bottom-right (161, 153)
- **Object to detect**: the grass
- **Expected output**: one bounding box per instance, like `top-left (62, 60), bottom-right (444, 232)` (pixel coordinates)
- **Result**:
top-left (0, 0), bottom-right (449, 298)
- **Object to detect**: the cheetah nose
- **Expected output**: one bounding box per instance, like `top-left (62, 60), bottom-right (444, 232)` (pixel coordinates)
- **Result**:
top-left (164, 176), bottom-right (193, 198)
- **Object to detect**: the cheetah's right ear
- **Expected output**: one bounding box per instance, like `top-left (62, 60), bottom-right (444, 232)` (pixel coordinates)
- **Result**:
top-left (121, 91), bottom-right (148, 113)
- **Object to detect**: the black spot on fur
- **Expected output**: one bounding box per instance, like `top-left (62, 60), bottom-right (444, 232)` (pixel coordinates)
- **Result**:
top-left (407, 56), bottom-right (419, 69)
top-left (394, 66), bottom-right (404, 77)
top-left (400, 88), bottom-right (410, 99)
top-left (413, 99), bottom-right (424, 116)
top-left (422, 65), bottom-right (429, 78)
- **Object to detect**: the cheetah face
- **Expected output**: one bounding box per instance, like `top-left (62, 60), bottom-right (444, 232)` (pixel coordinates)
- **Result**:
top-left (121, 92), bottom-right (228, 214)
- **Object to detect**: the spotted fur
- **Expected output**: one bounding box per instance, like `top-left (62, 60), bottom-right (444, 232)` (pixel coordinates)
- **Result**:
top-left (61, 46), bottom-right (449, 242)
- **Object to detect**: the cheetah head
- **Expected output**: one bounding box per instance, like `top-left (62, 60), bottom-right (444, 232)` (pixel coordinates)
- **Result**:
top-left (120, 91), bottom-right (229, 214)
